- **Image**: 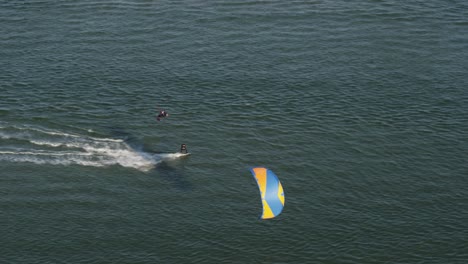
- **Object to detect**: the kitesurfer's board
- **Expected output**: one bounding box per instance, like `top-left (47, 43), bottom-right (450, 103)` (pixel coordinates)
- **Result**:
top-left (158, 153), bottom-right (190, 159)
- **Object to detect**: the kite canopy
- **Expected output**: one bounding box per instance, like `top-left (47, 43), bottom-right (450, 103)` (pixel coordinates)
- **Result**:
top-left (250, 167), bottom-right (285, 220)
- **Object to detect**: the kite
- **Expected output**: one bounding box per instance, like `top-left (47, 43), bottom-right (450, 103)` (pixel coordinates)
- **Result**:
top-left (250, 167), bottom-right (285, 219)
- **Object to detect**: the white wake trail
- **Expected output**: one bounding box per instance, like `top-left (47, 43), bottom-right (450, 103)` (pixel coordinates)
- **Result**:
top-left (0, 124), bottom-right (181, 171)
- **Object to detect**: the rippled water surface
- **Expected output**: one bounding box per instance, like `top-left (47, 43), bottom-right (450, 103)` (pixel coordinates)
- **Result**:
top-left (1, 1), bottom-right (468, 263)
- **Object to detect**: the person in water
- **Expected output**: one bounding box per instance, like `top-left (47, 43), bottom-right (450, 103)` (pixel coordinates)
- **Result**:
top-left (157, 110), bottom-right (169, 121)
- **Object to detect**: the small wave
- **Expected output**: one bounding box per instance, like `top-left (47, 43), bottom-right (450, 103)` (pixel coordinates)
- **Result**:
top-left (2, 124), bottom-right (123, 142)
top-left (30, 140), bottom-right (64, 147)
top-left (12, 124), bottom-right (81, 138)
top-left (0, 131), bottom-right (12, 140)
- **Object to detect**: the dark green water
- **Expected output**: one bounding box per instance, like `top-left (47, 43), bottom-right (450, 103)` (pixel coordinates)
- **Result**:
top-left (1, 1), bottom-right (468, 263)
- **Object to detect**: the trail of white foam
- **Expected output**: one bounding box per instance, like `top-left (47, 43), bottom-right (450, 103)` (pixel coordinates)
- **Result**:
top-left (0, 125), bottom-right (148, 171)
top-left (0, 123), bottom-right (190, 171)
top-left (0, 150), bottom-right (93, 156)
top-left (0, 147), bottom-right (158, 172)
top-left (0, 153), bottom-right (111, 168)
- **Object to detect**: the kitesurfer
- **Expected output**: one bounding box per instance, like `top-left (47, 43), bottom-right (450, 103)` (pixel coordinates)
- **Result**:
top-left (157, 110), bottom-right (169, 121)
top-left (180, 144), bottom-right (187, 154)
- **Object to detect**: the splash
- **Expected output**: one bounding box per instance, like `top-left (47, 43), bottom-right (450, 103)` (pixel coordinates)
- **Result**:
top-left (0, 124), bottom-right (179, 172)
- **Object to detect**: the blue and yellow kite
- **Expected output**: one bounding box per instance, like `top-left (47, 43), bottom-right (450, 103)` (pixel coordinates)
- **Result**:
top-left (250, 167), bottom-right (285, 220)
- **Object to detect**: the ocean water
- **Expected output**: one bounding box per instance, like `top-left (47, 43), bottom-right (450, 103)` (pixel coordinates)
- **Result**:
top-left (1, 1), bottom-right (468, 263)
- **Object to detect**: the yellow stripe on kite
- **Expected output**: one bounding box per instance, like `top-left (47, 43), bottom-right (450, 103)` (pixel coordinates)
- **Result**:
top-left (278, 183), bottom-right (285, 205)
top-left (262, 200), bottom-right (275, 219)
